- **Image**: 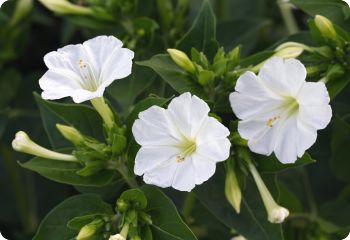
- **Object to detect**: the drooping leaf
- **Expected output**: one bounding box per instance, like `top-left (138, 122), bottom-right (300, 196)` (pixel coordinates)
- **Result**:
top-left (331, 116), bottom-right (350, 182)
top-left (34, 93), bottom-right (104, 149)
top-left (33, 194), bottom-right (113, 240)
top-left (176, 0), bottom-right (216, 53)
top-left (19, 150), bottom-right (115, 187)
top-left (137, 54), bottom-right (202, 96)
top-left (141, 186), bottom-right (198, 240)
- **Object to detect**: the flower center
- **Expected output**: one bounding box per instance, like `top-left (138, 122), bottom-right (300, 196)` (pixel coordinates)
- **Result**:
top-left (176, 138), bottom-right (197, 163)
top-left (266, 97), bottom-right (299, 128)
top-left (282, 96), bottom-right (299, 116)
top-left (78, 59), bottom-right (99, 91)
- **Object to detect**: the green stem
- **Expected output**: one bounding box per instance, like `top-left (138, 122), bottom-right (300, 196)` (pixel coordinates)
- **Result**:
top-left (182, 192), bottom-right (196, 222)
top-left (90, 97), bottom-right (115, 129)
top-left (277, 0), bottom-right (299, 35)
top-left (116, 164), bottom-right (139, 189)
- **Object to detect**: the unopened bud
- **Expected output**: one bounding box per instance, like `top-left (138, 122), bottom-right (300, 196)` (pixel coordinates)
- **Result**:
top-left (12, 131), bottom-right (77, 162)
top-left (275, 42), bottom-right (311, 59)
top-left (167, 49), bottom-right (196, 73)
top-left (315, 15), bottom-right (337, 42)
top-left (109, 234), bottom-right (125, 240)
top-left (248, 160), bottom-right (289, 224)
top-left (77, 219), bottom-right (104, 240)
top-left (38, 0), bottom-right (93, 15)
top-left (268, 206), bottom-right (290, 224)
top-left (116, 199), bottom-right (129, 212)
top-left (225, 165), bottom-right (242, 214)
top-left (231, 236), bottom-right (247, 240)
top-left (56, 124), bottom-right (84, 145)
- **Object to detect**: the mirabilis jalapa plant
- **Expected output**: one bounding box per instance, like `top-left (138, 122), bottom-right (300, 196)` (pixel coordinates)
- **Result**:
top-left (10, 1), bottom-right (350, 239)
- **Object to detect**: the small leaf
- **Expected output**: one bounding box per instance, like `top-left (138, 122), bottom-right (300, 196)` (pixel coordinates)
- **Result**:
top-left (33, 194), bottom-right (113, 240)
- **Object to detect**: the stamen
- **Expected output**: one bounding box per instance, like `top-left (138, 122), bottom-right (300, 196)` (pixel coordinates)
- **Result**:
top-left (266, 116), bottom-right (280, 128)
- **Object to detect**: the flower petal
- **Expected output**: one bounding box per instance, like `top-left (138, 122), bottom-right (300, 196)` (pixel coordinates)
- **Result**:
top-left (196, 117), bottom-right (230, 144)
top-left (132, 106), bottom-right (182, 146)
top-left (192, 154), bottom-right (216, 185)
top-left (83, 35), bottom-right (134, 86)
top-left (134, 146), bottom-right (179, 175)
top-left (258, 57), bottom-right (305, 96)
top-left (172, 158), bottom-right (196, 191)
top-left (239, 119), bottom-right (279, 156)
top-left (143, 161), bottom-right (178, 189)
top-left (196, 138), bottom-right (231, 162)
top-left (297, 82), bottom-right (330, 106)
top-left (298, 104), bottom-right (332, 130)
top-left (167, 92), bottom-right (210, 138)
top-left (273, 115), bottom-right (299, 163)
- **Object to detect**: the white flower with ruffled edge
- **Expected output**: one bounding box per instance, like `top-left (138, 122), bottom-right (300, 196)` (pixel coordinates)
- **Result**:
top-left (0, 0), bottom-right (7, 8)
top-left (230, 57), bottom-right (332, 164)
top-left (39, 35), bottom-right (134, 103)
top-left (132, 92), bottom-right (231, 192)
top-left (343, 0), bottom-right (350, 7)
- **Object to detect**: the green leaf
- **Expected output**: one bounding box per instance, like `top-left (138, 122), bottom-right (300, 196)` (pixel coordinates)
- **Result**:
top-left (119, 189), bottom-right (148, 210)
top-left (107, 64), bottom-right (155, 114)
top-left (141, 186), bottom-right (198, 240)
top-left (176, 0), bottom-right (216, 53)
top-left (327, 72), bottom-right (350, 100)
top-left (19, 150), bottom-right (115, 187)
top-left (217, 18), bottom-right (270, 56)
top-left (291, 0), bottom-right (350, 32)
top-left (255, 153), bottom-right (315, 173)
top-left (195, 167), bottom-right (284, 240)
top-left (137, 54), bottom-right (202, 95)
top-left (33, 194), bottom-right (113, 240)
top-left (34, 93), bottom-right (104, 149)
top-left (331, 116), bottom-right (350, 182)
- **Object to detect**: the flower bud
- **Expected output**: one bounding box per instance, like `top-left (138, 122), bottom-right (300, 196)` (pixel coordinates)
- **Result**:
top-left (10, 0), bottom-right (33, 26)
top-left (38, 0), bottom-right (93, 15)
top-left (225, 164), bottom-right (242, 214)
top-left (109, 234), bottom-right (125, 240)
top-left (248, 160), bottom-right (289, 224)
top-left (167, 49), bottom-right (196, 74)
top-left (315, 15), bottom-right (337, 42)
top-left (56, 124), bottom-right (84, 145)
top-left (275, 42), bottom-right (310, 59)
top-left (12, 131), bottom-right (77, 162)
top-left (231, 236), bottom-right (247, 240)
top-left (268, 206), bottom-right (290, 224)
top-left (77, 219), bottom-right (104, 240)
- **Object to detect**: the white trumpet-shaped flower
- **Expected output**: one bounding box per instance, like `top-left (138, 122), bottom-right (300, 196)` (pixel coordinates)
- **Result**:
top-left (39, 35), bottom-right (134, 103)
top-left (230, 57), bottom-right (332, 163)
top-left (132, 92), bottom-right (231, 192)
top-left (109, 234), bottom-right (125, 240)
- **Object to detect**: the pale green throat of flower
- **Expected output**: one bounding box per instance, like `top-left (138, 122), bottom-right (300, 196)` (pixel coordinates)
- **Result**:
top-left (176, 138), bottom-right (197, 163)
top-left (78, 59), bottom-right (99, 91)
top-left (266, 96), bottom-right (299, 128)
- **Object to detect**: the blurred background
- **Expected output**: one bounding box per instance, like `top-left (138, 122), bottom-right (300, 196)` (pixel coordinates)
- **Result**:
top-left (0, 0), bottom-right (350, 239)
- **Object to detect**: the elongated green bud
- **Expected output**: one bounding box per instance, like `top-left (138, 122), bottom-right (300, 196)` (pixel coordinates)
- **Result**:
top-left (56, 124), bottom-right (84, 145)
top-left (315, 15), bottom-right (337, 42)
top-left (167, 49), bottom-right (196, 73)
top-left (275, 42), bottom-right (311, 59)
top-left (38, 0), bottom-right (93, 15)
top-left (225, 163), bottom-right (242, 214)
top-left (12, 131), bottom-right (77, 162)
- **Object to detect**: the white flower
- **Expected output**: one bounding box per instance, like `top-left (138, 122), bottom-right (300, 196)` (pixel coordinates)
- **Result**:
top-left (230, 57), bottom-right (332, 163)
top-left (343, 232), bottom-right (350, 240)
top-left (109, 234), bottom-right (125, 240)
top-left (0, 232), bottom-right (7, 240)
top-left (0, 0), bottom-right (7, 8)
top-left (39, 35), bottom-right (134, 103)
top-left (231, 236), bottom-right (247, 240)
top-left (343, 0), bottom-right (350, 7)
top-left (132, 92), bottom-right (231, 192)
